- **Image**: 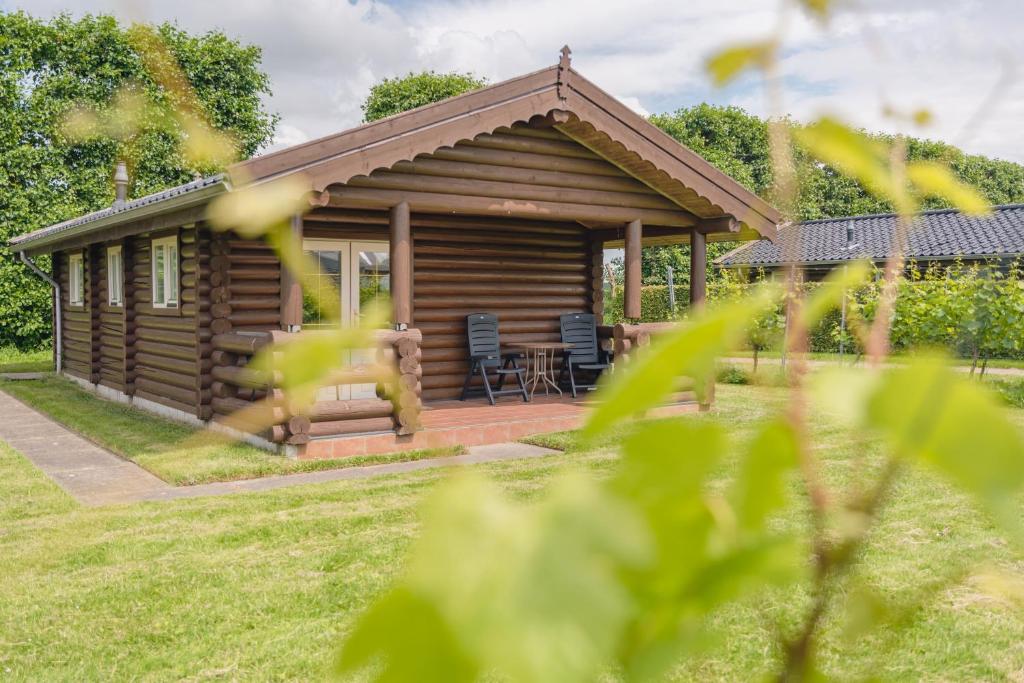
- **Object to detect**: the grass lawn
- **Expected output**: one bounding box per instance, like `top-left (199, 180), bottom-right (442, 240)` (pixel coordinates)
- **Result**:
top-left (2, 383), bottom-right (1024, 680)
top-left (0, 346), bottom-right (53, 373)
top-left (728, 348), bottom-right (1024, 370)
top-left (0, 376), bottom-right (463, 486)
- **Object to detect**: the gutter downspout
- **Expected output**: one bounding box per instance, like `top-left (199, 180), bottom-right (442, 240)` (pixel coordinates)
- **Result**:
top-left (19, 251), bottom-right (61, 372)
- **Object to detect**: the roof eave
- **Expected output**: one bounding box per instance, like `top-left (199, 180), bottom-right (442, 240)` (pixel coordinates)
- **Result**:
top-left (11, 180), bottom-right (230, 254)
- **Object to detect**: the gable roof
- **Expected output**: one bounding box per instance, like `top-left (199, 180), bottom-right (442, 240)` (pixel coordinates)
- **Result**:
top-left (233, 52), bottom-right (780, 237)
top-left (12, 50), bottom-right (780, 254)
top-left (717, 204), bottom-right (1024, 268)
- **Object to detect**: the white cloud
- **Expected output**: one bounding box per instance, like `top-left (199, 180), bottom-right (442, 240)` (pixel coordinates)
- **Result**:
top-left (5, 0), bottom-right (1023, 162)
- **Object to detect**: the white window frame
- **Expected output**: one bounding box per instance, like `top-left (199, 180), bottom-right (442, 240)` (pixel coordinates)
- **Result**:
top-left (107, 245), bottom-right (123, 307)
top-left (68, 252), bottom-right (84, 306)
top-left (151, 235), bottom-right (179, 308)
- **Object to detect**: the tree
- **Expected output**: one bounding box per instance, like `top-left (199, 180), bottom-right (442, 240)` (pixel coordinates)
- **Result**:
top-left (0, 11), bottom-right (277, 350)
top-left (361, 71), bottom-right (486, 123)
top-left (650, 103), bottom-right (1024, 221)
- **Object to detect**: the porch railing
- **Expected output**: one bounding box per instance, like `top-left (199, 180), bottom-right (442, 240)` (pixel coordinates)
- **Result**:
top-left (608, 322), bottom-right (711, 408)
top-left (209, 328), bottom-right (423, 445)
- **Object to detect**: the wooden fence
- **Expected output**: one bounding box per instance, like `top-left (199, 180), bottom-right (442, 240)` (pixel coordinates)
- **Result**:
top-left (209, 328), bottom-right (423, 445)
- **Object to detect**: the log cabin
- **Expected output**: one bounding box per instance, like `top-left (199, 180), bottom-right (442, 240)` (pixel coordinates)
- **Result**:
top-left (10, 49), bottom-right (781, 458)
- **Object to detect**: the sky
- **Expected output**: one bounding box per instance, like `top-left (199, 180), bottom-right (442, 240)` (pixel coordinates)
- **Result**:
top-left (4, 0), bottom-right (1024, 163)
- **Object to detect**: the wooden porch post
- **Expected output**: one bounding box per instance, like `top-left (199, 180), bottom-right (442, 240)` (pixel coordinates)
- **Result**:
top-left (689, 227), bottom-right (706, 308)
top-left (390, 201), bottom-right (412, 329)
top-left (280, 213), bottom-right (304, 332)
top-left (624, 218), bottom-right (642, 319)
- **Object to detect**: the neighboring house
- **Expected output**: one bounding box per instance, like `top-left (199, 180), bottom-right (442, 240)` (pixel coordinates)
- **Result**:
top-left (716, 204), bottom-right (1024, 278)
top-left (10, 50), bottom-right (780, 456)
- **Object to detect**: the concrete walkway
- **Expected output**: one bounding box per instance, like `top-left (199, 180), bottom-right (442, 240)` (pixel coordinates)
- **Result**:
top-left (0, 390), bottom-right (170, 506)
top-left (0, 390), bottom-right (560, 507)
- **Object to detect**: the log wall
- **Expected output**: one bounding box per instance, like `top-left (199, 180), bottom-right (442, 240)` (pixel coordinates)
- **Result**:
top-left (412, 217), bottom-right (596, 401)
top-left (96, 242), bottom-right (127, 391)
top-left (58, 249), bottom-right (93, 381)
top-left (130, 227), bottom-right (201, 415)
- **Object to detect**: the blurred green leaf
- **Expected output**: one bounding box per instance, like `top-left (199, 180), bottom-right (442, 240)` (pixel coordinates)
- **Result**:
top-left (705, 41), bottom-right (777, 87)
top-left (795, 117), bottom-right (913, 215)
top-left (342, 473), bottom-right (651, 683)
top-left (809, 366), bottom-right (880, 430)
top-left (865, 357), bottom-right (1024, 542)
top-left (584, 288), bottom-right (776, 439)
top-left (730, 419), bottom-right (799, 534)
top-left (907, 161), bottom-right (991, 216)
top-left (335, 586), bottom-right (478, 683)
top-left (799, 260), bottom-right (871, 329)
top-left (207, 175), bottom-right (311, 238)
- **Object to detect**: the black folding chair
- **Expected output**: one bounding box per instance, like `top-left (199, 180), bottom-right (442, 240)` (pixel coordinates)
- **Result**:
top-left (460, 313), bottom-right (530, 405)
top-left (558, 312), bottom-right (612, 397)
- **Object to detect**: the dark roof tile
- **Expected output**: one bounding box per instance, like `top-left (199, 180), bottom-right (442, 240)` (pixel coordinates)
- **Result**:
top-left (717, 205), bottom-right (1024, 267)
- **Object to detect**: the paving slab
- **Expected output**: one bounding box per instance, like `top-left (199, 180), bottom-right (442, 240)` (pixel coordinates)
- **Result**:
top-left (0, 372), bottom-right (49, 380)
top-left (0, 388), bottom-right (562, 506)
top-left (0, 390), bottom-right (170, 505)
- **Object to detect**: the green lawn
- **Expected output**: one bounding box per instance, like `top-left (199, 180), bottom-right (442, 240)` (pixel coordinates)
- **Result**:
top-left (729, 348), bottom-right (1024, 370)
top-left (0, 345), bottom-right (53, 373)
top-left (0, 383), bottom-right (1023, 679)
top-left (0, 376), bottom-right (463, 485)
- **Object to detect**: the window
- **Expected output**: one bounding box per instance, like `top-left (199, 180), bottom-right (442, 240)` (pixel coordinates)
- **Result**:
top-left (151, 235), bottom-right (179, 308)
top-left (107, 246), bottom-right (123, 306)
top-left (68, 253), bottom-right (84, 306)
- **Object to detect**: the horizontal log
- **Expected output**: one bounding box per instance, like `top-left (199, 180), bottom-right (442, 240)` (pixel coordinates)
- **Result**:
top-left (387, 157), bottom-right (659, 195)
top-left (134, 388), bottom-right (197, 416)
top-left (431, 145), bottom-right (627, 178)
top-left (310, 398), bottom-right (393, 422)
top-left (227, 253), bottom-right (279, 266)
top-left (350, 172), bottom-right (678, 212)
top-left (136, 364), bottom-right (198, 391)
top-left (227, 267), bottom-right (280, 281)
top-left (308, 417), bottom-right (395, 438)
top-left (226, 311), bottom-right (279, 326)
top-left (228, 296), bottom-right (280, 311)
top-left (212, 364), bottom-right (271, 390)
top-left (135, 326), bottom-right (196, 347)
top-left (135, 352), bottom-right (197, 375)
top-left (211, 332), bottom-right (271, 354)
top-left (417, 295), bottom-right (586, 310)
top-left (229, 282), bottom-right (280, 296)
top-left (412, 256), bottom-right (587, 273)
top-left (135, 314), bottom-right (196, 332)
top-left (414, 270), bottom-right (588, 285)
top-left (325, 186), bottom-right (695, 227)
top-left (465, 131), bottom-right (602, 159)
top-left (414, 243), bottom-right (585, 262)
top-left (134, 377), bottom-right (197, 406)
top-left (413, 308), bottom-right (585, 323)
top-left (135, 339), bottom-right (203, 362)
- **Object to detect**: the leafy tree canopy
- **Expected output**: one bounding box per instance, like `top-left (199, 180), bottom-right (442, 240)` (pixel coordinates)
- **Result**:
top-left (361, 71), bottom-right (486, 123)
top-left (0, 11), bottom-right (277, 349)
top-left (640, 103), bottom-right (1024, 285)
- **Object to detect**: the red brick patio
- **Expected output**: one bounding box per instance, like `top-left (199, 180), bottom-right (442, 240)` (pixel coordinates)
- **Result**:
top-left (299, 393), bottom-right (699, 460)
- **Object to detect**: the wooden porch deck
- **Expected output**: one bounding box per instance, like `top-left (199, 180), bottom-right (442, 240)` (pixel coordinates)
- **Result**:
top-left (299, 392), bottom-right (699, 460)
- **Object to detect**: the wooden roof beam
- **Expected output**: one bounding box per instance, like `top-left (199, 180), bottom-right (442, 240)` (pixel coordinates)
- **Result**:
top-left (318, 186), bottom-right (698, 228)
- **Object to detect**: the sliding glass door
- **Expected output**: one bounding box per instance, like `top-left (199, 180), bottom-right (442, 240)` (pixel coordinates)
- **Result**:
top-left (302, 240), bottom-right (390, 400)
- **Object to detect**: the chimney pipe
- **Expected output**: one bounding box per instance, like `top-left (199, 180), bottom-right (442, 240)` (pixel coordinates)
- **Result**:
top-left (114, 161), bottom-right (129, 206)
top-left (846, 220), bottom-right (855, 250)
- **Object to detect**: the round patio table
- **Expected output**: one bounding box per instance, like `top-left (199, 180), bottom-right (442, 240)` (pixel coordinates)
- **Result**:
top-left (508, 342), bottom-right (573, 399)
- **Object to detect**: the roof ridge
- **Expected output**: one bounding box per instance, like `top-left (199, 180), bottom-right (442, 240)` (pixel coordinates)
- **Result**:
top-left (797, 203), bottom-right (1024, 226)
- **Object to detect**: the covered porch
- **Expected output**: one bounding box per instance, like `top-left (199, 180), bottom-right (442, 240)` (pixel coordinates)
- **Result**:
top-left (212, 51), bottom-right (779, 455)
